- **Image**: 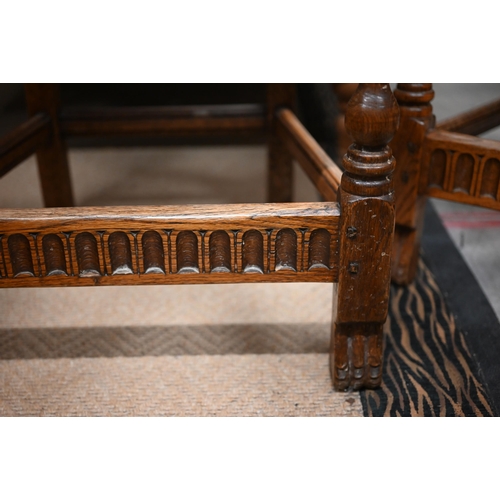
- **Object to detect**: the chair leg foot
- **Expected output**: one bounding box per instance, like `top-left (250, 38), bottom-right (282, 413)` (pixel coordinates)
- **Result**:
top-left (330, 322), bottom-right (384, 391)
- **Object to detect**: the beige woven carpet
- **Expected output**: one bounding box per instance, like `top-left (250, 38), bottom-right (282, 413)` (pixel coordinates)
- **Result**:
top-left (1, 355), bottom-right (362, 417)
top-left (0, 146), bottom-right (364, 416)
top-left (0, 292), bottom-right (360, 416)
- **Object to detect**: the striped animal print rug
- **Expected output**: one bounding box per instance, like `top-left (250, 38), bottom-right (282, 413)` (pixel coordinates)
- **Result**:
top-left (361, 260), bottom-right (494, 416)
top-left (360, 204), bottom-right (499, 417)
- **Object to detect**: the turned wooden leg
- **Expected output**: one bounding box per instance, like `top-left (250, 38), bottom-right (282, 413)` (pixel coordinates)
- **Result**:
top-left (390, 84), bottom-right (435, 285)
top-left (24, 84), bottom-right (74, 207)
top-left (266, 84), bottom-right (296, 203)
top-left (330, 83), bottom-right (399, 391)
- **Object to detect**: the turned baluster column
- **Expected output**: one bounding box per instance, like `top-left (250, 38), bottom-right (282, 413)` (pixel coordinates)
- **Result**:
top-left (391, 83), bottom-right (435, 284)
top-left (331, 83), bottom-right (399, 391)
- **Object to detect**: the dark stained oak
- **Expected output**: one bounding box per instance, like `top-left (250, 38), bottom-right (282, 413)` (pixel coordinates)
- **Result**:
top-left (391, 84), bottom-right (435, 285)
top-left (0, 114), bottom-right (51, 178)
top-left (391, 84), bottom-right (500, 285)
top-left (419, 129), bottom-right (500, 210)
top-left (24, 84), bottom-right (74, 207)
top-left (331, 83), bottom-right (399, 391)
top-left (266, 84), bottom-right (296, 203)
top-left (0, 202), bottom-right (340, 287)
top-left (61, 104), bottom-right (266, 139)
top-left (7, 233), bottom-right (35, 277)
top-left (436, 98), bottom-right (500, 136)
top-left (142, 230), bottom-right (165, 274)
top-left (108, 231), bottom-right (134, 275)
top-left (75, 232), bottom-right (101, 276)
top-left (275, 228), bottom-right (297, 271)
top-left (209, 230), bottom-right (231, 273)
top-left (332, 84), bottom-right (358, 159)
top-left (276, 108), bottom-right (342, 201)
top-left (42, 233), bottom-right (68, 276)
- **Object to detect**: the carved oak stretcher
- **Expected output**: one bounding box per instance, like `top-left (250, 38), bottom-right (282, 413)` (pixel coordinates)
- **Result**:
top-left (0, 83), bottom-right (399, 391)
top-left (389, 84), bottom-right (500, 284)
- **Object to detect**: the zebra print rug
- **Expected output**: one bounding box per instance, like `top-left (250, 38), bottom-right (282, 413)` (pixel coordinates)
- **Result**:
top-left (360, 260), bottom-right (494, 416)
top-left (360, 203), bottom-right (499, 417)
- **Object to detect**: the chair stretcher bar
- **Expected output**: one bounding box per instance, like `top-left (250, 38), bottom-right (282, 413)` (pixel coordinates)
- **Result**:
top-left (0, 202), bottom-right (340, 287)
top-left (0, 114), bottom-right (51, 178)
top-left (60, 104), bottom-right (266, 139)
top-left (275, 108), bottom-right (343, 201)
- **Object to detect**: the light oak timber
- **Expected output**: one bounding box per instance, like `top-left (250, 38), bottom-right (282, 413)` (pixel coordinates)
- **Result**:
top-left (420, 129), bottom-right (500, 210)
top-left (0, 202), bottom-right (340, 287)
top-left (276, 108), bottom-right (342, 201)
top-left (0, 202), bottom-right (339, 232)
top-left (60, 104), bottom-right (266, 138)
top-left (0, 114), bottom-right (51, 178)
top-left (436, 98), bottom-right (500, 136)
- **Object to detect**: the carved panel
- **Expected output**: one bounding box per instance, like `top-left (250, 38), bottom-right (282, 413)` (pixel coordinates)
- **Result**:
top-left (422, 129), bottom-right (500, 210)
top-left (0, 203), bottom-right (340, 287)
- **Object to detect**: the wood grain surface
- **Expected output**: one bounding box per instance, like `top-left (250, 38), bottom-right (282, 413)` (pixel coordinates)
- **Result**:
top-left (330, 83), bottom-right (398, 391)
top-left (0, 202), bottom-right (340, 287)
top-left (421, 129), bottom-right (500, 210)
top-left (391, 83), bottom-right (435, 285)
top-left (276, 108), bottom-right (342, 201)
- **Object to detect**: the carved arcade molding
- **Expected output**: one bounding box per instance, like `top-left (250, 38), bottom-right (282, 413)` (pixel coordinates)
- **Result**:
top-left (0, 203), bottom-right (340, 287)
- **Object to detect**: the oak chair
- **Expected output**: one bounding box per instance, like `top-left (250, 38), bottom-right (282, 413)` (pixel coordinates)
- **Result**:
top-left (390, 84), bottom-right (500, 284)
top-left (0, 83), bottom-right (399, 391)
